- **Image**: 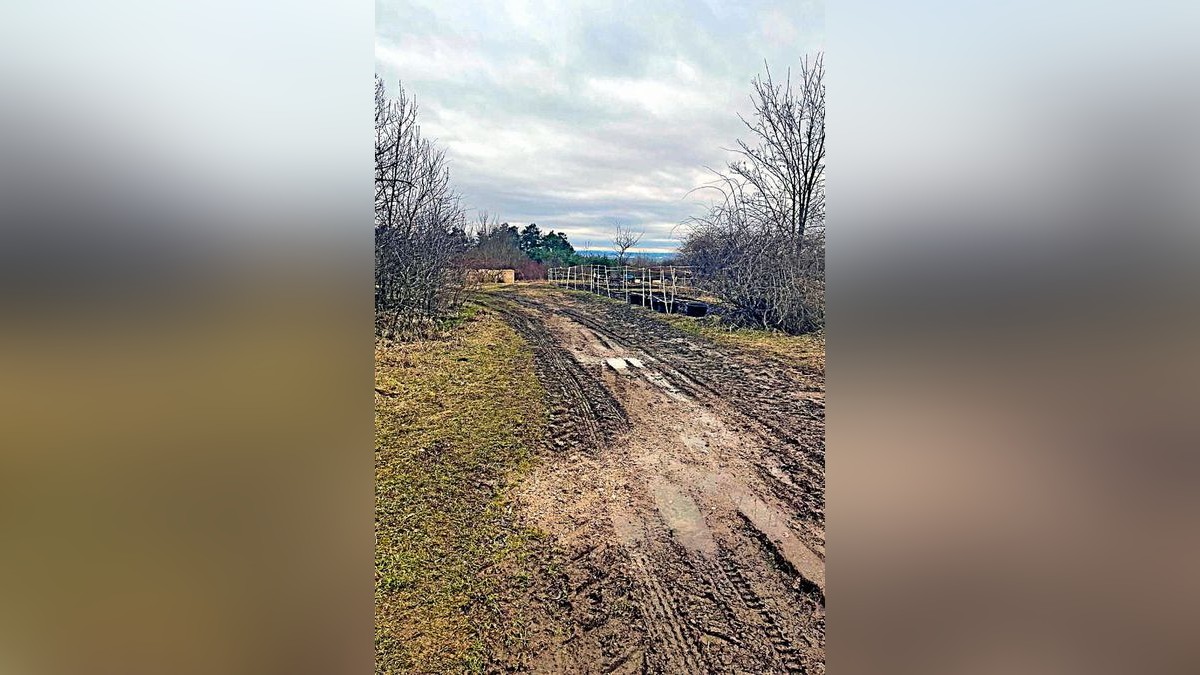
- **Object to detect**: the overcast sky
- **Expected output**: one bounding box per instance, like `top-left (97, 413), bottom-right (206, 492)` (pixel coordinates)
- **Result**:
top-left (376, 0), bottom-right (823, 252)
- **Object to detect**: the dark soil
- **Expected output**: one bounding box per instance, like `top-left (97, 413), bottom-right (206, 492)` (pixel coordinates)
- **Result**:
top-left (481, 286), bottom-right (826, 674)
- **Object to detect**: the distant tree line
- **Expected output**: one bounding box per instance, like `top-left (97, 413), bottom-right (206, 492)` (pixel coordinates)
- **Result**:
top-left (680, 53), bottom-right (825, 334)
top-left (463, 215), bottom-right (618, 279)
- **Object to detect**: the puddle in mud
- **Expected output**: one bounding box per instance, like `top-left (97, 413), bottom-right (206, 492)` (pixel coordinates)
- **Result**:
top-left (644, 371), bottom-right (690, 402)
top-left (605, 357), bottom-right (631, 372)
top-left (733, 491), bottom-right (825, 592)
top-left (651, 481), bottom-right (716, 555)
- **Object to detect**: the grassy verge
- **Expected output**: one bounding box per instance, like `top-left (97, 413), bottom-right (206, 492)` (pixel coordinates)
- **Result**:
top-left (660, 313), bottom-right (826, 374)
top-left (375, 303), bottom-right (549, 673)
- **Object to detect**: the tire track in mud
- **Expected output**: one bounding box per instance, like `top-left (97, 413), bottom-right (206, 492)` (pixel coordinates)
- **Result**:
top-left (482, 289), bottom-right (825, 674)
top-left (626, 549), bottom-right (708, 673)
top-left (480, 295), bottom-right (629, 451)
top-left (712, 553), bottom-right (804, 673)
top-left (509, 290), bottom-right (826, 545)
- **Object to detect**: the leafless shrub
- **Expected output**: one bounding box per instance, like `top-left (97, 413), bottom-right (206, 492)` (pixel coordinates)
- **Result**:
top-left (681, 54), bottom-right (825, 333)
top-left (375, 77), bottom-right (468, 339)
top-left (460, 212), bottom-right (544, 279)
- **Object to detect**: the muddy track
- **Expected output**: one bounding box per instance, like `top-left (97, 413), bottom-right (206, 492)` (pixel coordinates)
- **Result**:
top-left (482, 288), bottom-right (825, 674)
top-left (484, 297), bottom-right (630, 451)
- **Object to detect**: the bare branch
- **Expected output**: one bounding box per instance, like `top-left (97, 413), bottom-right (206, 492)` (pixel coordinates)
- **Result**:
top-left (678, 54), bottom-right (825, 334)
top-left (611, 224), bottom-right (644, 267)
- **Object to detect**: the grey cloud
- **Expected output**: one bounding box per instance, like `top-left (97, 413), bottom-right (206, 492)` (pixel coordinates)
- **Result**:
top-left (579, 21), bottom-right (656, 76)
top-left (377, 0), bottom-right (823, 252)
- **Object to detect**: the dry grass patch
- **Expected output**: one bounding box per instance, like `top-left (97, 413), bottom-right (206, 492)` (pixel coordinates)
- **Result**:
top-left (375, 305), bottom-right (549, 673)
top-left (662, 314), bottom-right (825, 374)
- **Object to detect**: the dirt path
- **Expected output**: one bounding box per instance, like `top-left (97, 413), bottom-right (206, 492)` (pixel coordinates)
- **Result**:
top-left (485, 286), bottom-right (825, 674)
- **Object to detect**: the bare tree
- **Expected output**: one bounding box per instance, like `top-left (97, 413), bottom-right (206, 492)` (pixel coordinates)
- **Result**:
top-left (375, 77), bottom-right (469, 339)
top-left (730, 53), bottom-right (825, 248)
top-left (680, 54), bottom-right (825, 334)
top-left (611, 224), bottom-right (644, 267)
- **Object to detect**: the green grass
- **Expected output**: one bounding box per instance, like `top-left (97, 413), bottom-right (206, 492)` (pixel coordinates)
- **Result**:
top-left (660, 313), bottom-right (826, 373)
top-left (375, 303), bottom-right (549, 673)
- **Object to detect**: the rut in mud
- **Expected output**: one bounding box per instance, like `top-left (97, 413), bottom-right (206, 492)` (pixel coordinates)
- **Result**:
top-left (483, 287), bottom-right (826, 674)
